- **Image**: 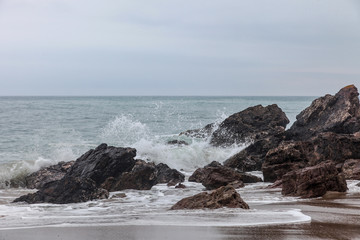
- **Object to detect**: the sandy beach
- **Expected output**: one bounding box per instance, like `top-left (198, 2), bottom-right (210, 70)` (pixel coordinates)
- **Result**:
top-left (2, 190), bottom-right (360, 240)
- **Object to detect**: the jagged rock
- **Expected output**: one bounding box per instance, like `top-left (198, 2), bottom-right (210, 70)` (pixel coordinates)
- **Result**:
top-left (210, 104), bottom-right (289, 147)
top-left (224, 132), bottom-right (285, 171)
top-left (67, 143), bottom-right (137, 186)
top-left (106, 160), bottom-right (157, 191)
top-left (170, 185), bottom-right (249, 210)
top-left (15, 144), bottom-right (187, 204)
top-left (262, 132), bottom-right (360, 182)
top-left (167, 140), bottom-right (189, 146)
top-left (282, 161), bottom-right (347, 198)
top-left (155, 163), bottom-right (185, 184)
top-left (189, 161), bottom-right (261, 190)
top-left (25, 161), bottom-right (75, 189)
top-left (179, 123), bottom-right (215, 138)
top-left (286, 85), bottom-right (360, 141)
top-left (13, 177), bottom-right (109, 204)
top-left (341, 159), bottom-right (360, 180)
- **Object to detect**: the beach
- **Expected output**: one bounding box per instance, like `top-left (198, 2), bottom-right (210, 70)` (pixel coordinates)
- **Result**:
top-left (2, 191), bottom-right (360, 240)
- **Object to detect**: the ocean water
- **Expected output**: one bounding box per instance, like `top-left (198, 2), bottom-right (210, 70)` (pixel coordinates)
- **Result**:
top-left (0, 96), bottom-right (320, 229)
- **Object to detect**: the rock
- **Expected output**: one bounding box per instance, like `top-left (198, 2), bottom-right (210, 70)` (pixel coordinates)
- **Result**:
top-left (266, 180), bottom-right (283, 189)
top-left (286, 85), bottom-right (360, 141)
top-left (15, 144), bottom-right (188, 204)
top-left (25, 161), bottom-right (75, 189)
top-left (106, 160), bottom-right (157, 191)
top-left (210, 104), bottom-right (289, 147)
top-left (110, 193), bottom-right (127, 199)
top-left (188, 161), bottom-right (261, 190)
top-left (282, 161), bottom-right (347, 198)
top-left (167, 140), bottom-right (189, 145)
top-left (15, 144), bottom-right (150, 204)
top-left (262, 132), bottom-right (360, 182)
top-left (170, 185), bottom-right (249, 210)
top-left (13, 177), bottom-right (109, 204)
top-left (341, 159), bottom-right (360, 180)
top-left (155, 163), bottom-right (185, 185)
top-left (180, 123), bottom-right (215, 138)
top-left (66, 143), bottom-right (137, 187)
top-left (224, 132), bottom-right (285, 171)
top-left (175, 183), bottom-right (186, 188)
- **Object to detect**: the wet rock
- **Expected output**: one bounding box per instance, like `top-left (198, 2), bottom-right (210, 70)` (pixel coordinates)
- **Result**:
top-left (341, 159), bottom-right (360, 180)
top-left (25, 161), bottom-right (75, 189)
top-left (167, 140), bottom-right (189, 146)
top-left (67, 143), bottom-right (137, 186)
top-left (14, 144), bottom-right (151, 204)
top-left (155, 163), bottom-right (185, 185)
top-left (286, 85), bottom-right (360, 141)
top-left (210, 104), bottom-right (289, 147)
top-left (106, 160), bottom-right (157, 191)
top-left (262, 132), bottom-right (360, 182)
top-left (266, 180), bottom-right (283, 189)
top-left (13, 177), bottom-right (109, 204)
top-left (189, 161), bottom-right (261, 190)
top-left (282, 161), bottom-right (347, 198)
top-left (175, 183), bottom-right (186, 189)
top-left (224, 132), bottom-right (285, 171)
top-left (170, 185), bottom-right (249, 210)
top-left (180, 123), bottom-right (215, 138)
top-left (110, 193), bottom-right (127, 199)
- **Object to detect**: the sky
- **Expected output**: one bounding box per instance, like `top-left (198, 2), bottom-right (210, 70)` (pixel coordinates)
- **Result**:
top-left (0, 0), bottom-right (359, 96)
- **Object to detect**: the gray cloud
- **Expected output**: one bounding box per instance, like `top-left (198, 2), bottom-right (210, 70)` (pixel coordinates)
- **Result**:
top-left (0, 0), bottom-right (359, 95)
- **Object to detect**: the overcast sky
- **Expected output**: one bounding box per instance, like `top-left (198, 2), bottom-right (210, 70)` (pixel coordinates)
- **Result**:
top-left (0, 0), bottom-right (359, 96)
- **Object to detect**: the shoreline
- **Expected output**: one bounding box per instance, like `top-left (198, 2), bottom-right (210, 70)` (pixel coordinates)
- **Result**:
top-left (2, 192), bottom-right (360, 240)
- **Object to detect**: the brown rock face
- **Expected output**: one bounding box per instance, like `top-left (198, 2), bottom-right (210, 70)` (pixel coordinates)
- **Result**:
top-left (224, 133), bottom-right (285, 171)
top-left (15, 144), bottom-right (185, 204)
top-left (25, 161), bottom-right (75, 189)
top-left (210, 104), bottom-right (289, 146)
top-left (170, 185), bottom-right (249, 210)
top-left (262, 132), bottom-right (360, 182)
top-left (188, 161), bottom-right (261, 190)
top-left (282, 161), bottom-right (347, 198)
top-left (13, 177), bottom-right (109, 204)
top-left (341, 159), bottom-right (360, 180)
top-left (286, 85), bottom-right (360, 140)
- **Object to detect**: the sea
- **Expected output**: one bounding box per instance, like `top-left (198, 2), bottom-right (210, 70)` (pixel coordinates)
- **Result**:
top-left (2, 95), bottom-right (357, 230)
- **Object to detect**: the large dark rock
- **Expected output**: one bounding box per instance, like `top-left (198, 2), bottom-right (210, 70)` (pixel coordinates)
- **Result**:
top-left (189, 161), bottom-right (261, 190)
top-left (286, 85), bottom-right (360, 141)
top-left (282, 161), bottom-right (347, 198)
top-left (262, 132), bottom-right (360, 182)
top-left (67, 143), bottom-right (137, 186)
top-left (210, 104), bottom-right (289, 147)
top-left (25, 161), bottom-right (75, 189)
top-left (14, 144), bottom-right (187, 204)
top-left (170, 185), bottom-right (249, 210)
top-left (13, 177), bottom-right (109, 204)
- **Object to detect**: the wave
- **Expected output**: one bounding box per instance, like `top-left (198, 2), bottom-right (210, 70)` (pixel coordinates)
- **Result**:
top-left (0, 114), bottom-right (243, 188)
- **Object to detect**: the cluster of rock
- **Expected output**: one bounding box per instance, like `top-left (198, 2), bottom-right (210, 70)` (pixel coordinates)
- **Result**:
top-left (14, 144), bottom-right (184, 204)
top-left (180, 84), bottom-right (360, 199)
top-left (14, 84), bottom-right (360, 209)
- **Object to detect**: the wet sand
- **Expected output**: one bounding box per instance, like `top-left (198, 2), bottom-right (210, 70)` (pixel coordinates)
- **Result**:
top-left (2, 191), bottom-right (360, 240)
